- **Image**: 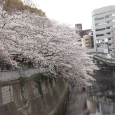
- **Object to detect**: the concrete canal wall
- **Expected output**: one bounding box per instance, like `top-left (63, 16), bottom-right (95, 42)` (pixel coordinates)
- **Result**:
top-left (0, 69), bottom-right (69, 115)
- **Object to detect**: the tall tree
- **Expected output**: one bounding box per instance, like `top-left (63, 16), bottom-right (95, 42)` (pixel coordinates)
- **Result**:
top-left (2, 0), bottom-right (47, 17)
top-left (0, 4), bottom-right (98, 87)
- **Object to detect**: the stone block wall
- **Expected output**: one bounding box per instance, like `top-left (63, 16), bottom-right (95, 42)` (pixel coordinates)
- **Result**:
top-left (0, 75), bottom-right (69, 115)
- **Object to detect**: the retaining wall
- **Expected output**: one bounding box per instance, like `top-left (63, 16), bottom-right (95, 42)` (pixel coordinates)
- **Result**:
top-left (0, 70), bottom-right (69, 115)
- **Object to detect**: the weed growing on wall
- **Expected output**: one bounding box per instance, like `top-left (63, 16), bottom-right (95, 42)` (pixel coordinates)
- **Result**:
top-left (31, 72), bottom-right (58, 106)
top-left (18, 77), bottom-right (27, 104)
top-left (31, 73), bottom-right (46, 105)
top-left (44, 75), bottom-right (49, 89)
top-left (49, 77), bottom-right (53, 88)
top-left (54, 77), bottom-right (57, 84)
top-left (33, 73), bottom-right (43, 98)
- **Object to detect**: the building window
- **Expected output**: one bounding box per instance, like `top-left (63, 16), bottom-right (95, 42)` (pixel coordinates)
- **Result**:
top-left (109, 44), bottom-right (111, 46)
top-left (95, 16), bottom-right (109, 21)
top-left (96, 27), bottom-right (110, 31)
top-left (106, 21), bottom-right (110, 24)
top-left (95, 23), bottom-right (98, 26)
top-left (107, 33), bottom-right (110, 35)
top-left (96, 28), bottom-right (105, 31)
top-left (85, 39), bottom-right (88, 41)
top-left (96, 34), bottom-right (104, 37)
top-left (98, 17), bottom-right (104, 20)
top-left (109, 49), bottom-right (112, 51)
top-left (108, 38), bottom-right (111, 40)
top-left (105, 15), bottom-right (109, 18)
top-left (106, 27), bottom-right (110, 29)
top-left (96, 33), bottom-right (110, 37)
top-left (95, 21), bottom-right (110, 26)
top-left (98, 23), bottom-right (105, 26)
top-left (99, 39), bottom-right (104, 43)
top-left (95, 18), bottom-right (98, 21)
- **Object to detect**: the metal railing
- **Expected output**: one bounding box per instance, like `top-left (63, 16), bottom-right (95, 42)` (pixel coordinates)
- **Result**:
top-left (94, 54), bottom-right (115, 64)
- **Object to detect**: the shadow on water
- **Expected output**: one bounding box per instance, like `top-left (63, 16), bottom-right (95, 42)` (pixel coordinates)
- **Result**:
top-left (67, 85), bottom-right (90, 115)
top-left (67, 68), bottom-right (115, 115)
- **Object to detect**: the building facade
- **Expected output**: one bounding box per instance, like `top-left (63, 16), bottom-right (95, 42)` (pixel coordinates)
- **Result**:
top-left (82, 35), bottom-right (91, 48)
top-left (75, 23), bottom-right (91, 47)
top-left (89, 31), bottom-right (94, 48)
top-left (75, 24), bottom-right (91, 38)
top-left (81, 34), bottom-right (94, 49)
top-left (92, 5), bottom-right (115, 54)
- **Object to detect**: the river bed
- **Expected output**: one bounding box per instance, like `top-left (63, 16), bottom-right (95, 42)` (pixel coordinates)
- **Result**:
top-left (67, 69), bottom-right (115, 115)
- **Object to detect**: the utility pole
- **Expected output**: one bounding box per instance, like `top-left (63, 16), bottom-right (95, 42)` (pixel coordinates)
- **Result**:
top-left (107, 42), bottom-right (109, 54)
top-left (104, 38), bottom-right (109, 54)
top-left (96, 40), bottom-right (99, 55)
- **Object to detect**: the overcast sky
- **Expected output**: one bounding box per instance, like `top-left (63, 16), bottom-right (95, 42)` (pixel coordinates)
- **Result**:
top-left (32, 0), bottom-right (115, 30)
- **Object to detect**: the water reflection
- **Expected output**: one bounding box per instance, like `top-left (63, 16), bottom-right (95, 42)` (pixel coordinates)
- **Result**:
top-left (86, 99), bottom-right (115, 115)
top-left (85, 68), bottom-right (115, 115)
top-left (67, 68), bottom-right (115, 115)
top-left (85, 82), bottom-right (115, 114)
top-left (67, 85), bottom-right (87, 115)
top-left (67, 85), bottom-right (115, 115)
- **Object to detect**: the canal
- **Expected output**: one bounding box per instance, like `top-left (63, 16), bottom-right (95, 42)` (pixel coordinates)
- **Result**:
top-left (67, 67), bottom-right (115, 115)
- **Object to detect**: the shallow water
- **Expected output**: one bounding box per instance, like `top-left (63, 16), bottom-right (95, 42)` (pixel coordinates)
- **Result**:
top-left (67, 69), bottom-right (115, 115)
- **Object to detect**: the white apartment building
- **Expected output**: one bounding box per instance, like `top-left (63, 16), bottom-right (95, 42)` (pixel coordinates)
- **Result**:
top-left (92, 5), bottom-right (115, 55)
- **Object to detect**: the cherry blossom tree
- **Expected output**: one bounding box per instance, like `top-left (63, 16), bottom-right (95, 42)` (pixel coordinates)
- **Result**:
top-left (0, 3), bottom-right (98, 87)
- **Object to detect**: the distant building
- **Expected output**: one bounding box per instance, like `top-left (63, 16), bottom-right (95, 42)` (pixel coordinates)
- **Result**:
top-left (75, 24), bottom-right (82, 30)
top-left (75, 24), bottom-right (92, 48)
top-left (75, 23), bottom-right (91, 38)
top-left (82, 35), bottom-right (90, 48)
top-left (89, 31), bottom-right (94, 48)
top-left (82, 35), bottom-right (93, 49)
top-left (92, 5), bottom-right (115, 55)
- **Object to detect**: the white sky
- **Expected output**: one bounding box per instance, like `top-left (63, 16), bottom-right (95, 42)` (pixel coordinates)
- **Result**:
top-left (32, 0), bottom-right (115, 30)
